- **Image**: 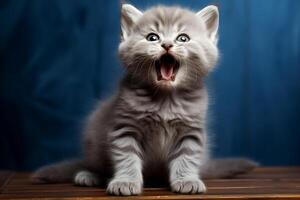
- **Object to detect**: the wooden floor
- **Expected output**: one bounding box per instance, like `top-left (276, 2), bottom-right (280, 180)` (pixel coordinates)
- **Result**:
top-left (0, 167), bottom-right (300, 199)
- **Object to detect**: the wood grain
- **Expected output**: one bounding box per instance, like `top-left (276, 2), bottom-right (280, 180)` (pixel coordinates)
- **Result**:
top-left (0, 167), bottom-right (300, 199)
top-left (0, 171), bottom-right (14, 194)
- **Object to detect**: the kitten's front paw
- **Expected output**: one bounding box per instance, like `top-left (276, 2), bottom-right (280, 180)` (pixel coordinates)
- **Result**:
top-left (106, 179), bottom-right (142, 196)
top-left (171, 178), bottom-right (206, 194)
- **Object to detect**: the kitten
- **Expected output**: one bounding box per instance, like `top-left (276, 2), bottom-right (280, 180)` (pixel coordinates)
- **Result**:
top-left (31, 4), bottom-right (258, 195)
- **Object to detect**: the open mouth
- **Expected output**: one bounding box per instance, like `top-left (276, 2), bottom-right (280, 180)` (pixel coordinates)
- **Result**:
top-left (155, 54), bottom-right (179, 82)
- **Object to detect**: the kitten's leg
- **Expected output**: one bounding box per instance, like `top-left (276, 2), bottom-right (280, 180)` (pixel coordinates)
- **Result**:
top-left (106, 134), bottom-right (143, 196)
top-left (74, 170), bottom-right (99, 186)
top-left (169, 135), bottom-right (207, 194)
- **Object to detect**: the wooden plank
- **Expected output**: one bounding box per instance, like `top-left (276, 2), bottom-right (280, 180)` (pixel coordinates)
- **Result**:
top-left (0, 171), bottom-right (14, 194)
top-left (236, 167), bottom-right (300, 179)
top-left (4, 179), bottom-right (300, 192)
top-left (1, 193), bottom-right (300, 200)
top-left (0, 167), bottom-right (300, 199)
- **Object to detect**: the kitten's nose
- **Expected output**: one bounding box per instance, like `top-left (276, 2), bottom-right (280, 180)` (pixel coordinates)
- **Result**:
top-left (161, 43), bottom-right (173, 51)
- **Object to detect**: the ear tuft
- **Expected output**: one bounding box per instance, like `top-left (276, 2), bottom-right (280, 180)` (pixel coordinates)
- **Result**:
top-left (121, 4), bottom-right (143, 41)
top-left (196, 5), bottom-right (219, 43)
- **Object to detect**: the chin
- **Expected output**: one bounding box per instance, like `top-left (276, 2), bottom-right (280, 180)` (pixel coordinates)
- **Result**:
top-left (155, 80), bottom-right (174, 89)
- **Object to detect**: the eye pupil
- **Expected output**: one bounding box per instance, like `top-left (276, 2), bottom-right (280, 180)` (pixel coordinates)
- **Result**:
top-left (147, 33), bottom-right (159, 42)
top-left (177, 34), bottom-right (190, 42)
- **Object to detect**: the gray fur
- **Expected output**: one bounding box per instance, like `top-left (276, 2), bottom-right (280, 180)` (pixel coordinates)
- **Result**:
top-left (31, 159), bottom-right (83, 184)
top-left (31, 4), bottom-right (257, 195)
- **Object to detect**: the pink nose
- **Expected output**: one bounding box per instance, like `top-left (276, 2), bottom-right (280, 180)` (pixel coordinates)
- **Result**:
top-left (161, 43), bottom-right (173, 51)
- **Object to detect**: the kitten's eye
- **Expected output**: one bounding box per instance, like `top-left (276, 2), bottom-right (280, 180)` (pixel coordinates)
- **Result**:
top-left (146, 33), bottom-right (160, 42)
top-left (176, 34), bottom-right (190, 43)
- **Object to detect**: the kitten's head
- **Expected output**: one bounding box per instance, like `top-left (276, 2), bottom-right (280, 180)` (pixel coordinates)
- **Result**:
top-left (119, 4), bottom-right (219, 90)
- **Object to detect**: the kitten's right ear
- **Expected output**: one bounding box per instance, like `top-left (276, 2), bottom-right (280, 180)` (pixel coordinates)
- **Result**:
top-left (121, 4), bottom-right (143, 41)
top-left (196, 5), bottom-right (219, 44)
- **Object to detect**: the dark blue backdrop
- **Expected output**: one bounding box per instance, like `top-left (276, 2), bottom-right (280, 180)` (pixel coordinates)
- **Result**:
top-left (0, 0), bottom-right (299, 170)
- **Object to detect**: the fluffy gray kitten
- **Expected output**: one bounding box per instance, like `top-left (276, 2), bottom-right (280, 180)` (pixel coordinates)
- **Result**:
top-left (32, 4), bottom-right (257, 195)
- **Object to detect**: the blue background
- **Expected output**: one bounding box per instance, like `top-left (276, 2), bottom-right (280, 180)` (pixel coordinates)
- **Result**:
top-left (0, 0), bottom-right (299, 170)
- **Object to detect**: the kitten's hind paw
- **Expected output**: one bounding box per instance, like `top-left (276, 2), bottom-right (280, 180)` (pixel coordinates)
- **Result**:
top-left (74, 171), bottom-right (99, 186)
top-left (171, 178), bottom-right (207, 194)
top-left (106, 179), bottom-right (142, 196)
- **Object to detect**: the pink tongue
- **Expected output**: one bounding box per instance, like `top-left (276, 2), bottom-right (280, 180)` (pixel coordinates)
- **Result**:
top-left (160, 64), bottom-right (174, 80)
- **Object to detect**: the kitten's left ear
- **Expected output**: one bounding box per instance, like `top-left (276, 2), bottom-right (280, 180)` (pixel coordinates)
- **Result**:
top-left (121, 4), bottom-right (143, 41)
top-left (196, 5), bottom-right (219, 43)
